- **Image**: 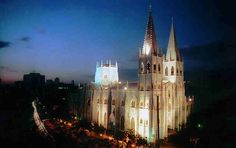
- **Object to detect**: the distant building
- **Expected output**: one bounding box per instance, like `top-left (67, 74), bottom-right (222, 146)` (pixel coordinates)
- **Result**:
top-left (55, 77), bottom-right (60, 84)
top-left (82, 5), bottom-right (193, 142)
top-left (23, 72), bottom-right (45, 99)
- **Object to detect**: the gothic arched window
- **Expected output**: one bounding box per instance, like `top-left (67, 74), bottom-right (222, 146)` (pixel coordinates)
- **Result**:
top-left (121, 100), bottom-right (125, 106)
top-left (165, 67), bottom-right (168, 76)
top-left (147, 62), bottom-right (151, 73)
top-left (177, 68), bottom-right (179, 76)
top-left (180, 69), bottom-right (182, 76)
top-left (158, 64), bottom-right (161, 73)
top-left (131, 101), bottom-right (135, 108)
top-left (171, 66), bottom-right (174, 75)
top-left (145, 120), bottom-right (148, 126)
top-left (112, 99), bottom-right (115, 105)
top-left (153, 64), bottom-right (156, 73)
top-left (140, 101), bottom-right (144, 108)
top-left (140, 118), bottom-right (143, 124)
top-left (140, 62), bottom-right (144, 73)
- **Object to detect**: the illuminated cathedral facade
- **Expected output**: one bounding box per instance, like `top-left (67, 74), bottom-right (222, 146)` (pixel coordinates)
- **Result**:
top-left (82, 7), bottom-right (193, 142)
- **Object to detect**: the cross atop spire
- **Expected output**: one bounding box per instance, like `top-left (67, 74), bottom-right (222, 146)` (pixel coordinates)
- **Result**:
top-left (141, 2), bottom-right (159, 56)
top-left (148, 0), bottom-right (152, 13)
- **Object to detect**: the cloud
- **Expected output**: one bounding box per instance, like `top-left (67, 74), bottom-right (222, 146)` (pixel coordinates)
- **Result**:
top-left (0, 40), bottom-right (11, 48)
top-left (0, 66), bottom-right (18, 73)
top-left (19, 36), bottom-right (31, 42)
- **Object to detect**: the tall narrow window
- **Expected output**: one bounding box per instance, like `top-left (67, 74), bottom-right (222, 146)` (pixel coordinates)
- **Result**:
top-left (176, 68), bottom-right (179, 76)
top-left (112, 100), bottom-right (115, 105)
top-left (121, 100), bottom-right (125, 106)
top-left (171, 66), bottom-right (174, 75)
top-left (140, 62), bottom-right (144, 73)
top-left (147, 62), bottom-right (151, 73)
top-left (140, 118), bottom-right (143, 124)
top-left (153, 64), bottom-right (156, 73)
top-left (158, 64), bottom-right (161, 73)
top-left (140, 101), bottom-right (144, 108)
top-left (165, 67), bottom-right (168, 76)
top-left (131, 101), bottom-right (135, 108)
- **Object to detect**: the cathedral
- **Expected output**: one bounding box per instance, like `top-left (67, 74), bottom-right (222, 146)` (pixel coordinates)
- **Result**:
top-left (82, 6), bottom-right (193, 142)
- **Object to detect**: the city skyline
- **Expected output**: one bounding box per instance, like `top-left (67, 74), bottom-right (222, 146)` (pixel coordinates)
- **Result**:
top-left (0, 0), bottom-right (225, 83)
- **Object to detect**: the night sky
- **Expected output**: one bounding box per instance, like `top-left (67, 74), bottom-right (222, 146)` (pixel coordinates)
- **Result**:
top-left (0, 0), bottom-right (229, 83)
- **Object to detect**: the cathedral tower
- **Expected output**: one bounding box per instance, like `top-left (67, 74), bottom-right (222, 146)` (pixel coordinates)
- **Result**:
top-left (163, 17), bottom-right (183, 83)
top-left (138, 5), bottom-right (162, 91)
top-left (138, 4), bottom-right (164, 141)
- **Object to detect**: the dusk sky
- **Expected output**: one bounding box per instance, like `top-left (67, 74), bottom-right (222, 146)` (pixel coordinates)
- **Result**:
top-left (0, 0), bottom-right (224, 83)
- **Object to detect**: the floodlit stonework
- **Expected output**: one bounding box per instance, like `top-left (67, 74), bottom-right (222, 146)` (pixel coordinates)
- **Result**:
top-left (82, 9), bottom-right (193, 142)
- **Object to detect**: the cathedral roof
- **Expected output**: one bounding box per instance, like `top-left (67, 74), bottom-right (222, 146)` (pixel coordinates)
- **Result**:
top-left (166, 18), bottom-right (181, 61)
top-left (142, 9), bottom-right (159, 56)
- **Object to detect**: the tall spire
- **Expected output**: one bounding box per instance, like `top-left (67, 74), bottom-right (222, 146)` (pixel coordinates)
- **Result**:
top-left (142, 1), bottom-right (159, 56)
top-left (166, 17), bottom-right (181, 61)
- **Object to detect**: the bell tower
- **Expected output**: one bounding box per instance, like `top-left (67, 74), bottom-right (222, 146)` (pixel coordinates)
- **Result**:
top-left (138, 3), bottom-right (164, 141)
top-left (138, 5), bottom-right (162, 91)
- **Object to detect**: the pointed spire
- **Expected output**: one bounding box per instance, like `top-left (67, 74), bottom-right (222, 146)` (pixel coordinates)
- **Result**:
top-left (166, 17), bottom-right (181, 61)
top-left (109, 60), bottom-right (111, 66)
top-left (101, 60), bottom-right (103, 66)
top-left (142, 2), bottom-right (159, 56)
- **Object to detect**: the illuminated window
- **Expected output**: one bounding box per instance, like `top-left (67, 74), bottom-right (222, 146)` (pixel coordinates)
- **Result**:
top-left (171, 66), bottom-right (174, 75)
top-left (165, 67), bottom-right (168, 76)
